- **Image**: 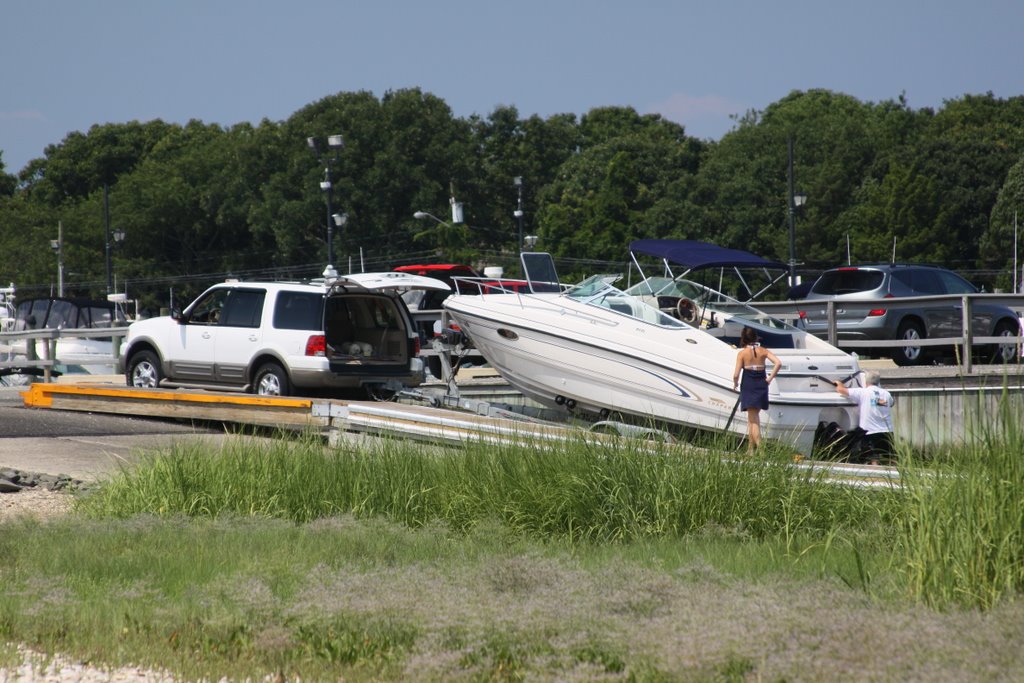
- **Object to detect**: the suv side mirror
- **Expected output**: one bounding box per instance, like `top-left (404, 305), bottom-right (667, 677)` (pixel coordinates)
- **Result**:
top-left (170, 308), bottom-right (184, 323)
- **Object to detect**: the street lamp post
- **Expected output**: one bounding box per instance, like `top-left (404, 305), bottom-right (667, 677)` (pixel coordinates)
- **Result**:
top-left (110, 229), bottom-right (125, 294)
top-left (51, 221), bottom-right (64, 297)
top-left (513, 176), bottom-right (524, 252)
top-left (308, 134), bottom-right (344, 266)
top-left (103, 183), bottom-right (127, 295)
top-left (413, 197), bottom-right (464, 232)
top-left (786, 138), bottom-right (808, 287)
top-left (104, 184), bottom-right (113, 294)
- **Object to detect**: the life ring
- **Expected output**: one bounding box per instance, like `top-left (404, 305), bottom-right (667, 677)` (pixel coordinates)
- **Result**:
top-left (676, 297), bottom-right (698, 324)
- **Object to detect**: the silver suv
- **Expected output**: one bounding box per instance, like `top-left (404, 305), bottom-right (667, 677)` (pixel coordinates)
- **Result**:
top-left (801, 264), bottom-right (1021, 366)
top-left (119, 273), bottom-right (449, 397)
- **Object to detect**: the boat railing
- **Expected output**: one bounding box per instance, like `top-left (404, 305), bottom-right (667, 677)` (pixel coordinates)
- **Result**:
top-left (449, 276), bottom-right (566, 297)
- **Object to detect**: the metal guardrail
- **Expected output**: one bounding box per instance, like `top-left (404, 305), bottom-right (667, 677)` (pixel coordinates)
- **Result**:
top-left (0, 326), bottom-right (128, 382)
top-left (756, 293), bottom-right (1024, 373)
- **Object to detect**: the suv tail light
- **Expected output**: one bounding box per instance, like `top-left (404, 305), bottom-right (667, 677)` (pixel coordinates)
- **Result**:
top-left (414, 336), bottom-right (421, 355)
top-left (305, 334), bottom-right (326, 356)
top-left (868, 293), bottom-right (894, 317)
top-left (867, 309), bottom-right (887, 317)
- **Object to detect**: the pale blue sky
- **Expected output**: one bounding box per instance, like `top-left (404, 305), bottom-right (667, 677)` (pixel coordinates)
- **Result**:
top-left (2, 0), bottom-right (1022, 174)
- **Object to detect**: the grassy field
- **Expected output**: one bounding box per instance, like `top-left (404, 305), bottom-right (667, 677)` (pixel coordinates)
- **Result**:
top-left (1, 419), bottom-right (1022, 681)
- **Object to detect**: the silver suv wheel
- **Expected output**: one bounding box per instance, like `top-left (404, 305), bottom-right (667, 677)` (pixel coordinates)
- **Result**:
top-left (253, 362), bottom-right (290, 396)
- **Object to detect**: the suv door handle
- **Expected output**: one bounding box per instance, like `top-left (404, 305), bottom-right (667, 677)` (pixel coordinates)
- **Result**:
top-left (201, 331), bottom-right (212, 339)
top-left (248, 334), bottom-right (258, 342)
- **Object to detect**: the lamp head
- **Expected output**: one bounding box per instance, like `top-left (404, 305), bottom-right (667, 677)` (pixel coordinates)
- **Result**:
top-left (413, 211), bottom-right (428, 220)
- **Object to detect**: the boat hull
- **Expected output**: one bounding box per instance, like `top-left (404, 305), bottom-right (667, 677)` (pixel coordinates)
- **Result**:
top-left (445, 293), bottom-right (859, 454)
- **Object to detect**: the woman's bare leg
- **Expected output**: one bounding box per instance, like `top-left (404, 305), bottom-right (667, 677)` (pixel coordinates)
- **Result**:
top-left (746, 408), bottom-right (762, 450)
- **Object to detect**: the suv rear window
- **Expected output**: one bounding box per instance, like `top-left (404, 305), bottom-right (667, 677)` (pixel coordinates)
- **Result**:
top-left (273, 291), bottom-right (324, 331)
top-left (810, 269), bottom-right (884, 295)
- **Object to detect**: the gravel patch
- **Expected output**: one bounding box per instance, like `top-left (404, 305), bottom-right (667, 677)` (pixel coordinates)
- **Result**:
top-left (0, 468), bottom-right (85, 521)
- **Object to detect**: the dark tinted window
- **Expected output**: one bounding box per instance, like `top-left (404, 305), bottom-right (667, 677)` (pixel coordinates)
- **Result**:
top-left (17, 300), bottom-right (51, 328)
top-left (906, 269), bottom-right (944, 295)
top-left (220, 290), bottom-right (265, 328)
top-left (45, 300), bottom-right (77, 328)
top-left (273, 291), bottom-right (324, 330)
top-left (521, 252), bottom-right (562, 293)
top-left (936, 270), bottom-right (976, 295)
top-left (810, 269), bottom-right (884, 295)
top-left (889, 270), bottom-right (915, 290)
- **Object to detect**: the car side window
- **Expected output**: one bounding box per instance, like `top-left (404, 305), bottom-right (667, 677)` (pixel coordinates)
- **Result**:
top-left (188, 289), bottom-right (230, 325)
top-left (936, 271), bottom-right (976, 295)
top-left (220, 290), bottom-right (265, 327)
top-left (273, 291), bottom-right (324, 330)
top-left (909, 269), bottom-right (944, 295)
top-left (890, 271), bottom-right (915, 291)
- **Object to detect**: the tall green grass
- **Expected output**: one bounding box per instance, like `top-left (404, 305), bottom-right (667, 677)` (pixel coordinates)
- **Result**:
top-left (896, 388), bottom-right (1024, 608)
top-left (77, 430), bottom-right (893, 547)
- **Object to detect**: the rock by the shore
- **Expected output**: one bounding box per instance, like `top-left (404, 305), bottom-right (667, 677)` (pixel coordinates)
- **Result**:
top-left (0, 468), bottom-right (86, 493)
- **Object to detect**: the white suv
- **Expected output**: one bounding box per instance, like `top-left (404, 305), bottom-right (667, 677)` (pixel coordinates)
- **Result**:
top-left (119, 273), bottom-right (449, 397)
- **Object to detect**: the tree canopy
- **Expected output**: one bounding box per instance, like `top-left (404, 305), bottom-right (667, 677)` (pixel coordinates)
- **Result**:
top-left (3, 87), bottom-right (1024, 310)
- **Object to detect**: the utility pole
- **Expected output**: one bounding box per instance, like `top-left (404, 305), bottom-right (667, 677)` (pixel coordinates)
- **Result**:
top-left (513, 176), bottom-right (524, 252)
top-left (104, 184), bottom-right (113, 294)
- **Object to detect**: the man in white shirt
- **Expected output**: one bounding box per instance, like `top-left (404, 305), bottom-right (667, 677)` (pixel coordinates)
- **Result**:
top-left (834, 370), bottom-right (894, 465)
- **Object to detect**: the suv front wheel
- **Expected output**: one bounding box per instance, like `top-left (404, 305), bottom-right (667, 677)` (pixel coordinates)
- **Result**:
top-left (127, 350), bottom-right (164, 388)
top-left (893, 319), bottom-right (926, 366)
top-left (253, 362), bottom-right (291, 396)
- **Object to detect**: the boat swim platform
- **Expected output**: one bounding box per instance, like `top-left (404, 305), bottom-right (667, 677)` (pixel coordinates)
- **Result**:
top-left (17, 380), bottom-right (902, 490)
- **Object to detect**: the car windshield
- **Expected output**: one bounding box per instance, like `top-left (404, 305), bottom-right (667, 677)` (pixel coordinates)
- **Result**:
top-left (811, 269), bottom-right (885, 295)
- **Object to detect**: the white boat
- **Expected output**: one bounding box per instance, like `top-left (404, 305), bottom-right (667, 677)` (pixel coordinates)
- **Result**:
top-left (442, 248), bottom-right (861, 454)
top-left (1, 296), bottom-right (127, 381)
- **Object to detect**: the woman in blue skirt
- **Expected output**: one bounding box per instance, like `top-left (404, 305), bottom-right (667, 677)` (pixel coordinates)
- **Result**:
top-left (732, 327), bottom-right (781, 450)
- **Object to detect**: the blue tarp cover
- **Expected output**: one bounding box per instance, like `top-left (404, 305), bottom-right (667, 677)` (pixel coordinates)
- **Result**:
top-left (629, 239), bottom-right (786, 270)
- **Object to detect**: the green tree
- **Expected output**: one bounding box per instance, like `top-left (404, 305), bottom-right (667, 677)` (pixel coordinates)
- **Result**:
top-left (0, 151), bottom-right (16, 196)
top-left (536, 107), bottom-right (703, 275)
top-left (983, 155), bottom-right (1024, 290)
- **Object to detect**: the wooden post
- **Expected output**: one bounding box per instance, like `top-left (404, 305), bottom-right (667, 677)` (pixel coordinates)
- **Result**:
top-left (826, 300), bottom-right (837, 347)
top-left (961, 294), bottom-right (973, 374)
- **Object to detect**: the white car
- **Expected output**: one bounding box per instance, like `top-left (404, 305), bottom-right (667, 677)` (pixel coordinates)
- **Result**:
top-left (119, 273), bottom-right (449, 397)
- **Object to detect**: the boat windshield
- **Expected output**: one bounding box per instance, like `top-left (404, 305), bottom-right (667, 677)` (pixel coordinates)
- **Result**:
top-left (567, 275), bottom-right (686, 328)
top-left (625, 276), bottom-right (796, 332)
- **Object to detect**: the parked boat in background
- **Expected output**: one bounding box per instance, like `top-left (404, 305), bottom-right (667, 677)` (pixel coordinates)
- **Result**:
top-left (442, 251), bottom-right (861, 454)
top-left (1, 296), bottom-right (127, 380)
